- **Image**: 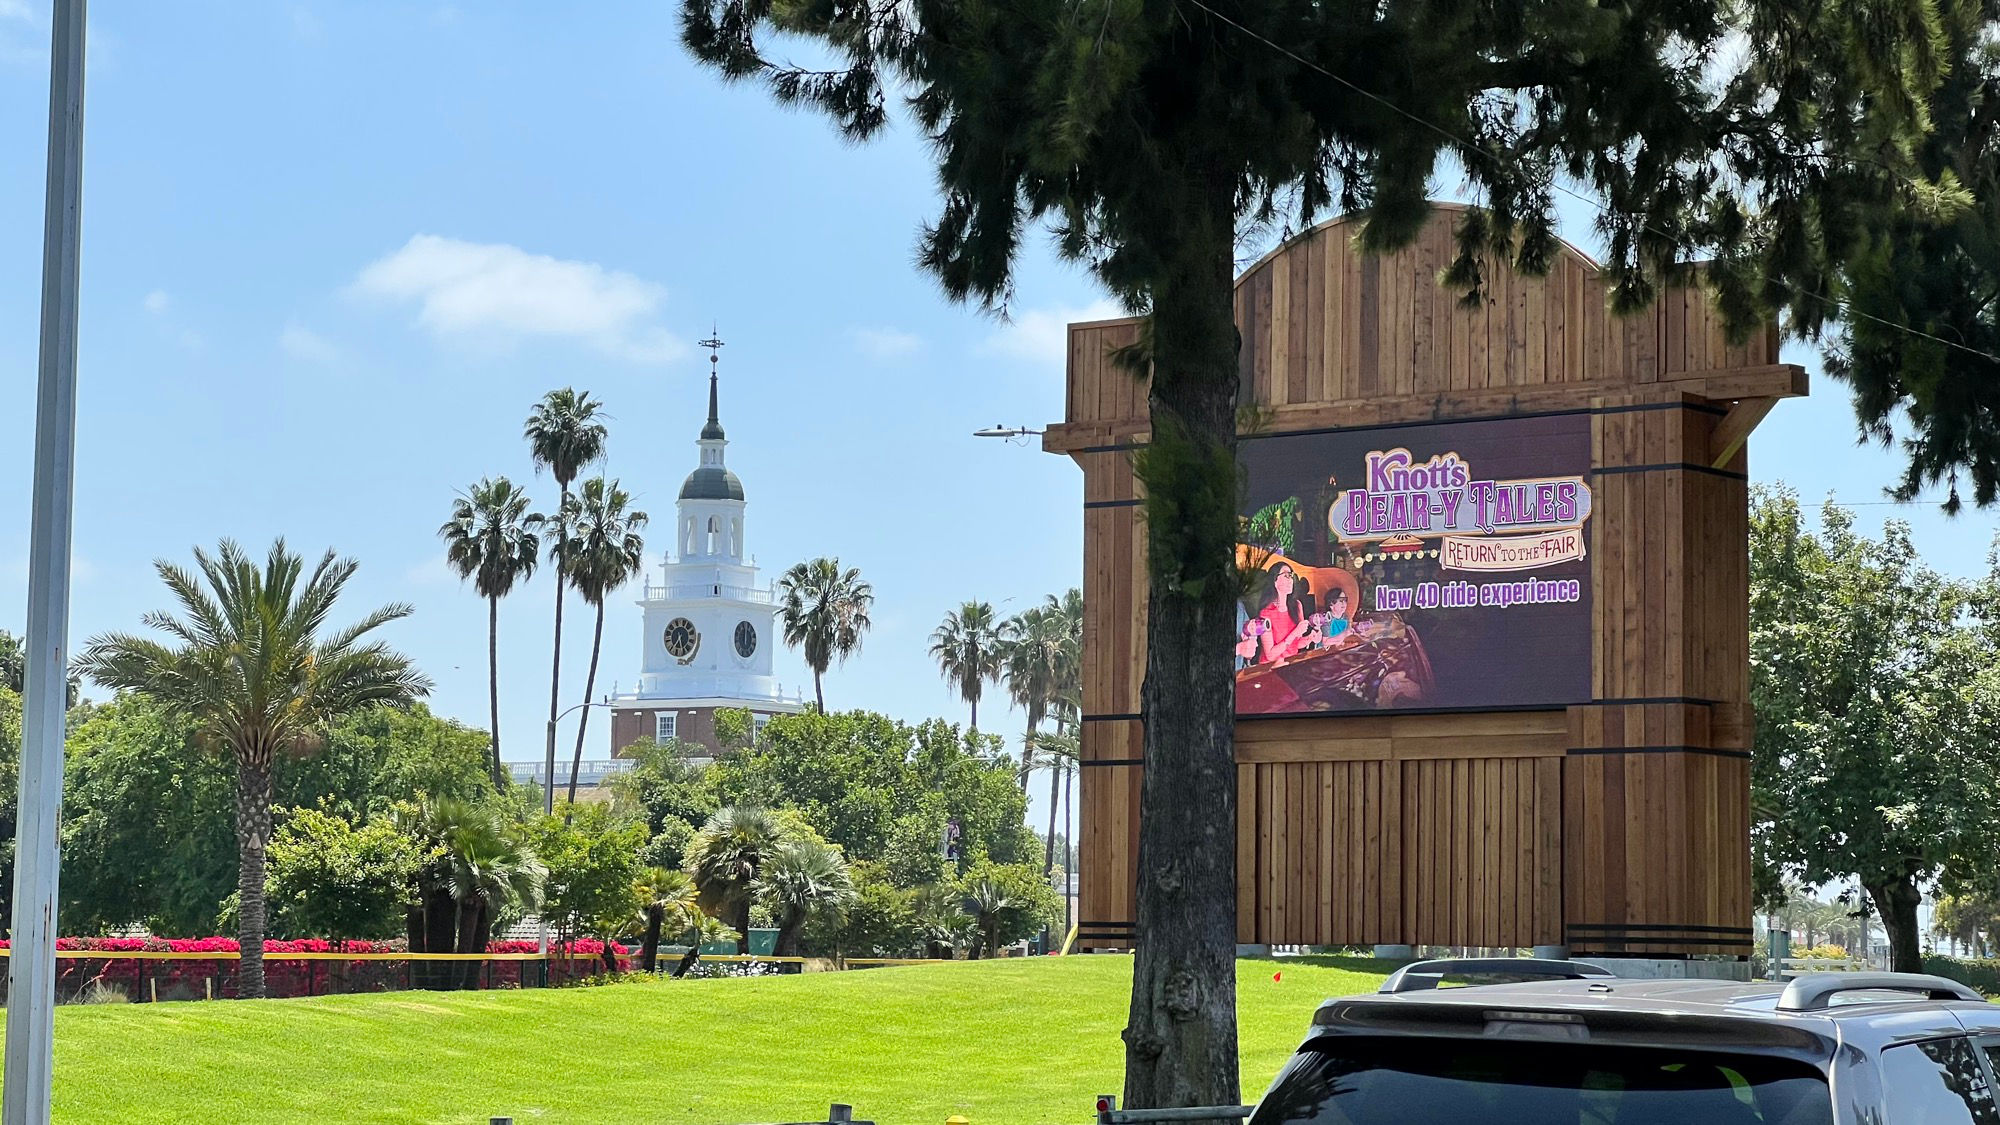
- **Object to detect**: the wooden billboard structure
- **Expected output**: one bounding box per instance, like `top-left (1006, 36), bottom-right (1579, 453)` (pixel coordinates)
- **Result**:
top-left (1045, 206), bottom-right (1803, 958)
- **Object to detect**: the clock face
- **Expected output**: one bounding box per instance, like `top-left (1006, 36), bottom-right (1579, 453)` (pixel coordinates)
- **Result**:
top-left (734, 620), bottom-right (758, 659)
top-left (663, 617), bottom-right (699, 662)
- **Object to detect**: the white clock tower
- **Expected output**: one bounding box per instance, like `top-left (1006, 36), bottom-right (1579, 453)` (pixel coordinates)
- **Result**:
top-left (609, 334), bottom-right (802, 755)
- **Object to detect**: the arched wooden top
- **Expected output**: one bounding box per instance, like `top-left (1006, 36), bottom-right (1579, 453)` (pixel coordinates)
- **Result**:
top-left (1046, 206), bottom-right (1800, 452)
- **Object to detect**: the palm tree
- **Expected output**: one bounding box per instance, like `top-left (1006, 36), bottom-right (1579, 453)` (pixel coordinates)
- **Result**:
top-left (754, 838), bottom-right (857, 957)
top-left (398, 797), bottom-right (546, 989)
top-left (913, 884), bottom-right (969, 960)
top-left (1002, 601), bottom-right (1074, 790)
top-left (439, 477), bottom-right (544, 792)
top-left (930, 601), bottom-right (1003, 732)
top-left (688, 806), bottom-right (784, 954)
top-left (524, 388), bottom-right (610, 798)
top-left (963, 877), bottom-right (1011, 959)
top-left (777, 558), bottom-right (874, 712)
top-left (557, 476), bottom-right (648, 811)
top-left (78, 539), bottom-right (431, 999)
top-left (1037, 729), bottom-right (1081, 881)
top-left (634, 866), bottom-right (699, 972)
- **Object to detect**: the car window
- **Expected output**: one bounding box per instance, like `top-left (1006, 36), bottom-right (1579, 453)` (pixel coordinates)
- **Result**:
top-left (1245, 1037), bottom-right (1831, 1125)
top-left (1883, 1039), bottom-right (2000, 1125)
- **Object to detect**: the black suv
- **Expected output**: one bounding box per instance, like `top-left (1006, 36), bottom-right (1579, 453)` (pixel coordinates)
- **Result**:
top-left (1244, 958), bottom-right (2000, 1125)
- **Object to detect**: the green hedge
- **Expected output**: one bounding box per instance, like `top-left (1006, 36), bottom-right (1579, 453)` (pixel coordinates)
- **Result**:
top-left (1924, 955), bottom-right (2000, 996)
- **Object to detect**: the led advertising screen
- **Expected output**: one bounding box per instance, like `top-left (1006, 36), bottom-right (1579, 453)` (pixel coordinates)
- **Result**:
top-left (1235, 414), bottom-right (1594, 715)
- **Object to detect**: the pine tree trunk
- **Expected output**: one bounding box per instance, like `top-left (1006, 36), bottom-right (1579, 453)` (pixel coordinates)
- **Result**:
top-left (233, 746), bottom-right (275, 1000)
top-left (1868, 875), bottom-right (1924, 972)
top-left (486, 595), bottom-right (506, 793)
top-left (1122, 171), bottom-right (1242, 1119)
top-left (565, 601), bottom-right (608, 816)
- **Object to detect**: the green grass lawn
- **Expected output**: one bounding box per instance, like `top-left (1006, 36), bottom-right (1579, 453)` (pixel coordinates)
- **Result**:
top-left (22, 955), bottom-right (1388, 1124)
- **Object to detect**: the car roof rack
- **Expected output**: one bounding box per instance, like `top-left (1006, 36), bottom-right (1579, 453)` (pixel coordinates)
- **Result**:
top-left (1379, 957), bottom-right (1615, 994)
top-left (1776, 973), bottom-right (1985, 1012)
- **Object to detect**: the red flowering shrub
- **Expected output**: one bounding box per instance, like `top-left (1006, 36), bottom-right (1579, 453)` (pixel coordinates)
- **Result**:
top-left (0, 937), bottom-right (632, 1000)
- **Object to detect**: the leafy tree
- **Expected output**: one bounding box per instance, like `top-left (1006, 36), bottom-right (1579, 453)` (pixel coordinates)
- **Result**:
top-left (77, 539), bottom-right (430, 999)
top-left (755, 837), bottom-right (857, 957)
top-left (710, 711), bottom-right (1035, 877)
top-left (803, 860), bottom-right (920, 960)
top-left (264, 805), bottom-right (423, 943)
top-left (676, 0), bottom-right (1839, 1102)
top-left (0, 686), bottom-right (20, 931)
top-left (777, 558), bottom-right (873, 712)
top-left (400, 797), bottom-right (546, 988)
top-left (713, 706), bottom-right (755, 754)
top-left (526, 387), bottom-right (611, 806)
top-left (531, 803), bottom-right (647, 973)
top-left (960, 860), bottom-right (1062, 959)
top-left (635, 866), bottom-right (700, 972)
top-left (688, 805), bottom-right (785, 954)
top-left (556, 476), bottom-right (648, 810)
top-left (440, 477), bottom-right (545, 791)
top-left (613, 736), bottom-right (718, 869)
top-left (1936, 889), bottom-right (2000, 959)
top-left (930, 601), bottom-right (1003, 732)
top-left (276, 703), bottom-right (494, 825)
top-left (1750, 488), bottom-right (2000, 971)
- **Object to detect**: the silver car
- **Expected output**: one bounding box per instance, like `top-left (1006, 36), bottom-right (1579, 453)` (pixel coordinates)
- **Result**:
top-left (1244, 958), bottom-right (2000, 1125)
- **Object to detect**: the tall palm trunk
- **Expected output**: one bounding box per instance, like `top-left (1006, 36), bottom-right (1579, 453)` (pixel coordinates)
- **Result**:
top-left (812, 667), bottom-right (825, 713)
top-left (1062, 757), bottom-right (1074, 936)
top-left (547, 499), bottom-right (569, 800)
top-left (641, 906), bottom-right (665, 973)
top-left (565, 599), bottom-right (607, 815)
top-left (1123, 174), bottom-right (1241, 1116)
top-left (1019, 714), bottom-right (1038, 791)
top-left (969, 689), bottom-right (978, 733)
top-left (485, 594), bottom-right (505, 793)
top-left (733, 898), bottom-right (752, 956)
top-left (233, 747), bottom-right (275, 1000)
top-left (1043, 749), bottom-right (1061, 878)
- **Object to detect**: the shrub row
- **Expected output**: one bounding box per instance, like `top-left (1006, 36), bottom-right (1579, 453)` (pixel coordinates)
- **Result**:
top-left (1925, 955), bottom-right (2000, 997)
top-left (0, 937), bottom-right (632, 1002)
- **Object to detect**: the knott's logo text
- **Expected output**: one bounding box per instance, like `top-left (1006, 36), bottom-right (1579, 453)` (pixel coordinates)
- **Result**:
top-left (1328, 447), bottom-right (1593, 542)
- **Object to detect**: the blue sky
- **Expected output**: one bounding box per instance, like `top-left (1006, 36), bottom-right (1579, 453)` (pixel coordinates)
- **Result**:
top-left (0, 2), bottom-right (1991, 843)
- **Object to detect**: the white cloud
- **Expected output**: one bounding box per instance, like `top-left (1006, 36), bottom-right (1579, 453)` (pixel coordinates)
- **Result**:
top-left (280, 320), bottom-right (337, 364)
top-left (142, 290), bottom-right (169, 315)
top-left (849, 326), bottom-right (922, 360)
top-left (352, 234), bottom-right (684, 364)
top-left (983, 299), bottom-right (1125, 365)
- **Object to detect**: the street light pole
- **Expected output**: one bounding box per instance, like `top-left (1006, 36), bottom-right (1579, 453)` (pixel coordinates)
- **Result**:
top-left (536, 698), bottom-right (611, 967)
top-left (6, 3), bottom-right (86, 1122)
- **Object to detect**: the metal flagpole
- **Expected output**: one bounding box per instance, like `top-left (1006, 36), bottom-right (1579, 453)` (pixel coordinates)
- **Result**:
top-left (5, 2), bottom-right (87, 1122)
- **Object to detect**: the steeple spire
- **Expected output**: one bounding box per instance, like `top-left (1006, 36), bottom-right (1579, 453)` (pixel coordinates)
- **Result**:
top-left (698, 327), bottom-right (725, 440)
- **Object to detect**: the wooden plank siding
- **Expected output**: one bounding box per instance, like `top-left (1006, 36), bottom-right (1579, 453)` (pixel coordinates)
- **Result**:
top-left (1060, 206), bottom-right (1792, 955)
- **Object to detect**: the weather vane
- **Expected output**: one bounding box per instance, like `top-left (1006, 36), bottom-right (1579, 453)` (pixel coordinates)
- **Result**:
top-left (698, 325), bottom-right (724, 373)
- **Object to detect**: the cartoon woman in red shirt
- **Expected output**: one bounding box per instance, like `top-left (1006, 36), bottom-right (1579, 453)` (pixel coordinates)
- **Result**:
top-left (1250, 562), bottom-right (1322, 663)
